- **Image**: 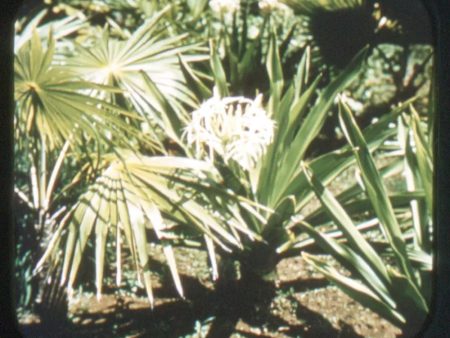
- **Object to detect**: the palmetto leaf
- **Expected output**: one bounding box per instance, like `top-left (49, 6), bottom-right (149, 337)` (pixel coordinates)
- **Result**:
top-left (67, 6), bottom-right (208, 147)
top-left (14, 30), bottom-right (141, 150)
top-left (38, 151), bottom-right (258, 305)
top-left (14, 9), bottom-right (87, 53)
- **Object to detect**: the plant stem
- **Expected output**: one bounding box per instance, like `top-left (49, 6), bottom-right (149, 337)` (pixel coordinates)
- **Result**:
top-left (39, 133), bottom-right (47, 209)
top-left (29, 150), bottom-right (40, 211)
top-left (14, 186), bottom-right (34, 210)
top-left (45, 139), bottom-right (71, 211)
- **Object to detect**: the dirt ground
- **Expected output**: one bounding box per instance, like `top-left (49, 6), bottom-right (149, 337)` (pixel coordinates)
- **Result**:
top-left (17, 162), bottom-right (419, 337)
top-left (18, 246), bottom-right (409, 338)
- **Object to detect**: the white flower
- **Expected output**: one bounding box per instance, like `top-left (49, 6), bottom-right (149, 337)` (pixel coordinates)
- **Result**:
top-left (184, 91), bottom-right (275, 170)
top-left (258, 0), bottom-right (288, 14)
top-left (209, 0), bottom-right (240, 15)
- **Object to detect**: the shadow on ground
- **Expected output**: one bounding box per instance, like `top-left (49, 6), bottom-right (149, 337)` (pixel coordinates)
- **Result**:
top-left (19, 273), bottom-right (366, 338)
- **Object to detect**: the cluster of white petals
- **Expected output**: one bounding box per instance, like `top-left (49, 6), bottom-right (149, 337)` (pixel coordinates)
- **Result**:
top-left (184, 92), bottom-right (275, 170)
top-left (209, 0), bottom-right (240, 14)
top-left (258, 0), bottom-right (288, 14)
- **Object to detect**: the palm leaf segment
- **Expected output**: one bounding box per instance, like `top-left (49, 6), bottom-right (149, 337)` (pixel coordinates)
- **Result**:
top-left (283, 0), bottom-right (365, 14)
top-left (69, 6), bottom-right (207, 147)
top-left (14, 30), bottom-right (136, 150)
top-left (14, 8), bottom-right (87, 53)
top-left (37, 151), bottom-right (259, 306)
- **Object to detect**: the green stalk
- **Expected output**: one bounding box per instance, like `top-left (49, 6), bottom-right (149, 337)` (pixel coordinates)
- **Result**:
top-left (39, 133), bottom-right (47, 210)
top-left (29, 150), bottom-right (40, 210)
top-left (45, 138), bottom-right (71, 211)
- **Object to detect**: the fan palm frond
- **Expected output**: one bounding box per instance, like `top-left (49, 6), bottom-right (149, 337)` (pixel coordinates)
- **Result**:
top-left (36, 151), bottom-right (261, 306)
top-left (14, 30), bottom-right (147, 150)
top-left (68, 6), bottom-right (208, 146)
top-left (14, 8), bottom-right (87, 53)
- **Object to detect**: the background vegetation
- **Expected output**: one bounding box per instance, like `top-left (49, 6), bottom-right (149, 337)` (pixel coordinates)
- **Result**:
top-left (14, 0), bottom-right (433, 337)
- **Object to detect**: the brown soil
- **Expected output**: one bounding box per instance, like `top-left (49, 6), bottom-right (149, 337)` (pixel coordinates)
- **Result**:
top-left (18, 246), bottom-right (405, 338)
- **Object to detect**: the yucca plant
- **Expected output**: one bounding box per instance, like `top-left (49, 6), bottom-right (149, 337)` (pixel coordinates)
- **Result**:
top-left (179, 32), bottom-right (433, 335)
top-left (194, 34), bottom-right (373, 282)
top-left (296, 100), bottom-right (432, 336)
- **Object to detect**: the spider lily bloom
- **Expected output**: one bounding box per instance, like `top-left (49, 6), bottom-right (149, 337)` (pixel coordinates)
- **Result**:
top-left (184, 93), bottom-right (275, 171)
top-left (209, 0), bottom-right (240, 15)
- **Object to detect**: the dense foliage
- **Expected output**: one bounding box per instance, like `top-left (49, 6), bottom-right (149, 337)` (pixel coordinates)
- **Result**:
top-left (14, 0), bottom-right (433, 336)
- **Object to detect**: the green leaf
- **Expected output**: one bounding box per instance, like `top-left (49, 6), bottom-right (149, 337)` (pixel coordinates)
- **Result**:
top-left (143, 202), bottom-right (184, 298)
top-left (402, 118), bottom-right (430, 251)
top-left (131, 203), bottom-right (154, 307)
top-left (178, 54), bottom-right (211, 100)
top-left (298, 222), bottom-right (395, 309)
top-left (67, 8), bottom-right (206, 146)
top-left (139, 71), bottom-right (185, 146)
top-left (67, 182), bottom-right (106, 290)
top-left (302, 163), bottom-right (391, 283)
top-left (14, 32), bottom-right (143, 150)
top-left (302, 253), bottom-right (405, 327)
top-left (338, 100), bottom-right (416, 282)
top-left (388, 267), bottom-right (429, 316)
top-left (266, 32), bottom-right (284, 117)
top-left (306, 191), bottom-right (425, 226)
top-left (269, 47), bottom-right (368, 207)
top-left (409, 107), bottom-right (433, 211)
top-left (262, 195), bottom-right (295, 246)
top-left (94, 176), bottom-right (112, 299)
top-left (209, 40), bottom-right (229, 97)
top-left (288, 102), bottom-right (406, 212)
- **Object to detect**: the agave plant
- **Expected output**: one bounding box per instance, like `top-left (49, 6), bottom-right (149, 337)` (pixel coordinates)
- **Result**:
top-left (296, 99), bottom-right (432, 335)
top-left (178, 32), bottom-right (433, 336)
top-left (201, 34), bottom-right (428, 282)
